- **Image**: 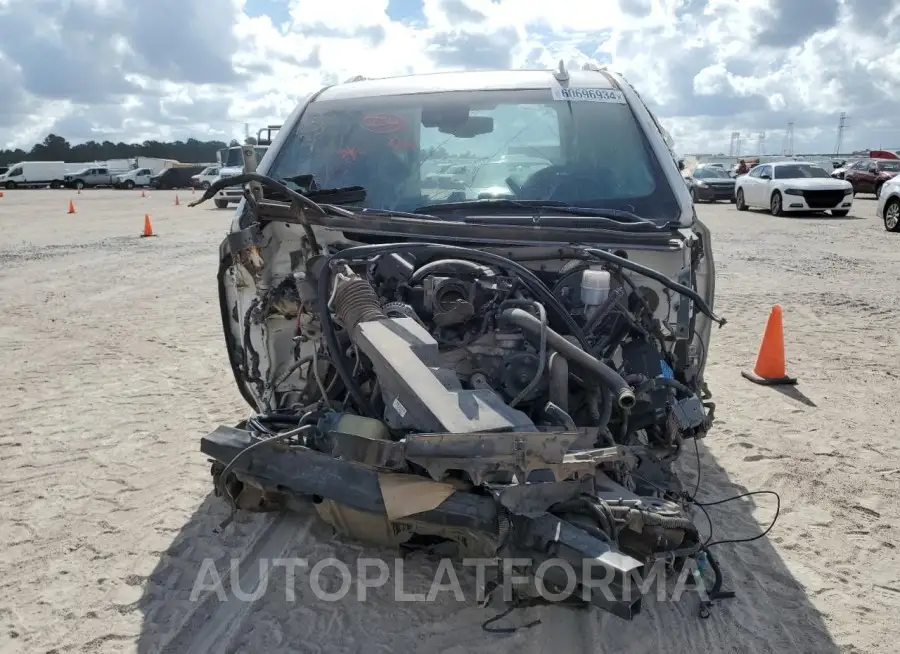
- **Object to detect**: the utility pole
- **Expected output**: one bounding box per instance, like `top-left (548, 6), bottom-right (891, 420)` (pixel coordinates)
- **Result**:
top-left (757, 132), bottom-right (766, 155)
top-left (834, 113), bottom-right (847, 155)
top-left (735, 132), bottom-right (743, 157)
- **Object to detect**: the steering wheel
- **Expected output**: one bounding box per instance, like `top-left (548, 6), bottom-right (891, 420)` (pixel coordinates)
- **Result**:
top-left (515, 164), bottom-right (607, 202)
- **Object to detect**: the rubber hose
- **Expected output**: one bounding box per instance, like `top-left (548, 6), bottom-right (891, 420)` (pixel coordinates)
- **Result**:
top-left (548, 352), bottom-right (569, 413)
top-left (636, 376), bottom-right (692, 396)
top-left (586, 384), bottom-right (601, 425)
top-left (332, 277), bottom-right (387, 333)
top-left (499, 308), bottom-right (635, 410)
top-left (409, 258), bottom-right (493, 283)
top-left (596, 383), bottom-right (613, 430)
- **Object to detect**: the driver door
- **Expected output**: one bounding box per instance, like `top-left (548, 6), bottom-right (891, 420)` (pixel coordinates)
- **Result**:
top-left (752, 165), bottom-right (773, 206)
top-left (743, 166), bottom-right (763, 205)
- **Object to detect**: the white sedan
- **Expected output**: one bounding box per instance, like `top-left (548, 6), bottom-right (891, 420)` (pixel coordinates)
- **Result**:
top-left (735, 161), bottom-right (854, 216)
top-left (876, 175), bottom-right (900, 232)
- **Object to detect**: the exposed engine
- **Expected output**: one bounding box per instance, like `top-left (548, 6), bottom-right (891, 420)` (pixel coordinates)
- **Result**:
top-left (202, 232), bottom-right (725, 621)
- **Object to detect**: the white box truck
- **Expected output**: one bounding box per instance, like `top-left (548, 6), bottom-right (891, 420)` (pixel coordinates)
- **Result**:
top-left (0, 161), bottom-right (70, 189)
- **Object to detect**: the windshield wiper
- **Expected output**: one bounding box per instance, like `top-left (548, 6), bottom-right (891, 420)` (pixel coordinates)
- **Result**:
top-left (412, 199), bottom-right (666, 230)
top-left (318, 204), bottom-right (445, 221)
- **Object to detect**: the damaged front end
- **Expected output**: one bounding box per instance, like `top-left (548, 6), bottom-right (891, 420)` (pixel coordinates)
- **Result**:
top-left (197, 168), bottom-right (725, 621)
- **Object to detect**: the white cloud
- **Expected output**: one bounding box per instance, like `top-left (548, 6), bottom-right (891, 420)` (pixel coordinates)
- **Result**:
top-left (0, 0), bottom-right (898, 154)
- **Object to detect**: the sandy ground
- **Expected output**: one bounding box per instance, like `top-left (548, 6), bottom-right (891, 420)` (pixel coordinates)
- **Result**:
top-left (0, 188), bottom-right (898, 654)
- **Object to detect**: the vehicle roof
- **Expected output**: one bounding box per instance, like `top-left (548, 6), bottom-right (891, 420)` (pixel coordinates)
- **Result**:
top-left (315, 69), bottom-right (617, 102)
top-left (764, 161), bottom-right (825, 167)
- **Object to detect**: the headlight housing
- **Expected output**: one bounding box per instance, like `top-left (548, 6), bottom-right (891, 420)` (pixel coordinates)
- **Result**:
top-left (784, 188), bottom-right (804, 196)
top-left (843, 188), bottom-right (853, 195)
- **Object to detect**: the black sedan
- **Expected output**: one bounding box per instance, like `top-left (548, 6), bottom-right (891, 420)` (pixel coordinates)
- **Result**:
top-left (684, 165), bottom-right (736, 203)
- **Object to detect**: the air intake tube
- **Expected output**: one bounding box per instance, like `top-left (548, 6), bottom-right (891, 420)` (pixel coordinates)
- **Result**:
top-left (499, 307), bottom-right (636, 410)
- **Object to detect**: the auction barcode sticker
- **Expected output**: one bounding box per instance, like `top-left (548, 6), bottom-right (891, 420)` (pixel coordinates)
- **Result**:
top-left (392, 397), bottom-right (407, 418)
top-left (551, 87), bottom-right (626, 103)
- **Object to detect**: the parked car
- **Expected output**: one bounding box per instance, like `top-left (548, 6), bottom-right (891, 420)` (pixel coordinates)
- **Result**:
top-left (876, 175), bottom-right (900, 232)
top-left (830, 159), bottom-right (861, 180)
top-left (684, 164), bottom-right (736, 203)
top-left (64, 166), bottom-right (129, 189)
top-left (190, 166), bottom-right (221, 189)
top-left (735, 161), bottom-right (854, 216)
top-left (844, 158), bottom-right (900, 199)
top-left (148, 165), bottom-right (207, 190)
top-left (114, 167), bottom-right (155, 189)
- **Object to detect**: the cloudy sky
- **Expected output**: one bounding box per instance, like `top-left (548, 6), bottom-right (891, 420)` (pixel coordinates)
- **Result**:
top-left (0, 0), bottom-right (897, 154)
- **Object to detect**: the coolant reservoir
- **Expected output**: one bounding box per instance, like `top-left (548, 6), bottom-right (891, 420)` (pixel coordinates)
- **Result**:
top-left (580, 269), bottom-right (611, 306)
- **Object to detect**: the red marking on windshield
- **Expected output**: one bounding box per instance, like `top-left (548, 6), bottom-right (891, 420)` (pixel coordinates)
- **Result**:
top-left (338, 147), bottom-right (361, 160)
top-left (360, 114), bottom-right (405, 133)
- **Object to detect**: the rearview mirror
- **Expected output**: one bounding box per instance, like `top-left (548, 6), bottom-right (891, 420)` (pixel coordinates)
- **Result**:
top-left (422, 106), bottom-right (494, 138)
top-left (438, 115), bottom-right (494, 138)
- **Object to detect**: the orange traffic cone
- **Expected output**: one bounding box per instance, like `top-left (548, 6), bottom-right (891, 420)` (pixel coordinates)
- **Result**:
top-left (174, 194), bottom-right (180, 206)
top-left (140, 214), bottom-right (156, 237)
top-left (68, 200), bottom-right (76, 214)
top-left (0, 191), bottom-right (4, 198)
top-left (742, 305), bottom-right (797, 385)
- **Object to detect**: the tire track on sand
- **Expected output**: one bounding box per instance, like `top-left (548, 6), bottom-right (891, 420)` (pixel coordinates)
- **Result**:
top-left (160, 513), bottom-right (314, 654)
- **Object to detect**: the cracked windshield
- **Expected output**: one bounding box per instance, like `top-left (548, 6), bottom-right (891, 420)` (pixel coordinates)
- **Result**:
top-left (271, 89), bottom-right (678, 223)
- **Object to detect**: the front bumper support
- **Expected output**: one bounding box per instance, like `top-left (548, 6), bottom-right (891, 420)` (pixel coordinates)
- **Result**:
top-left (201, 425), bottom-right (646, 619)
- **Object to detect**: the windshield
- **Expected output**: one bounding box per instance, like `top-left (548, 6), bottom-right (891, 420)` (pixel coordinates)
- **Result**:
top-left (470, 159), bottom-right (551, 191)
top-left (877, 161), bottom-right (900, 172)
top-left (773, 164), bottom-right (829, 179)
top-left (268, 88), bottom-right (680, 225)
top-left (693, 167), bottom-right (730, 179)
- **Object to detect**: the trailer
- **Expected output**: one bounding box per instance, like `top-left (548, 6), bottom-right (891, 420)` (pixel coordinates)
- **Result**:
top-left (0, 161), bottom-right (70, 189)
top-left (134, 157), bottom-right (178, 174)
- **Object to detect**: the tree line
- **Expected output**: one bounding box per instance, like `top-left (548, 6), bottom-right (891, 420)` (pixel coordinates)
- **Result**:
top-left (0, 133), bottom-right (243, 166)
top-left (0, 133), bottom-right (487, 169)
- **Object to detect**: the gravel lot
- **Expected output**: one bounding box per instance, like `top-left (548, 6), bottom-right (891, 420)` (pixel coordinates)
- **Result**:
top-left (0, 188), bottom-right (897, 654)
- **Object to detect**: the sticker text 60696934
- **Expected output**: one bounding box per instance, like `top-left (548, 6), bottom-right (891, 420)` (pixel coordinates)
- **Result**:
top-left (551, 87), bottom-right (626, 103)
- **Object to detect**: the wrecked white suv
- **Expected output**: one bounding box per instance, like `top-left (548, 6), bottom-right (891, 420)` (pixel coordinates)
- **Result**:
top-left (192, 64), bottom-right (723, 622)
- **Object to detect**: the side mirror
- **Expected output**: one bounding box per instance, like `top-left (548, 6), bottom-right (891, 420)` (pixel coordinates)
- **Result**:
top-left (868, 166), bottom-right (878, 173)
top-left (760, 174), bottom-right (771, 180)
top-left (678, 159), bottom-right (685, 171)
